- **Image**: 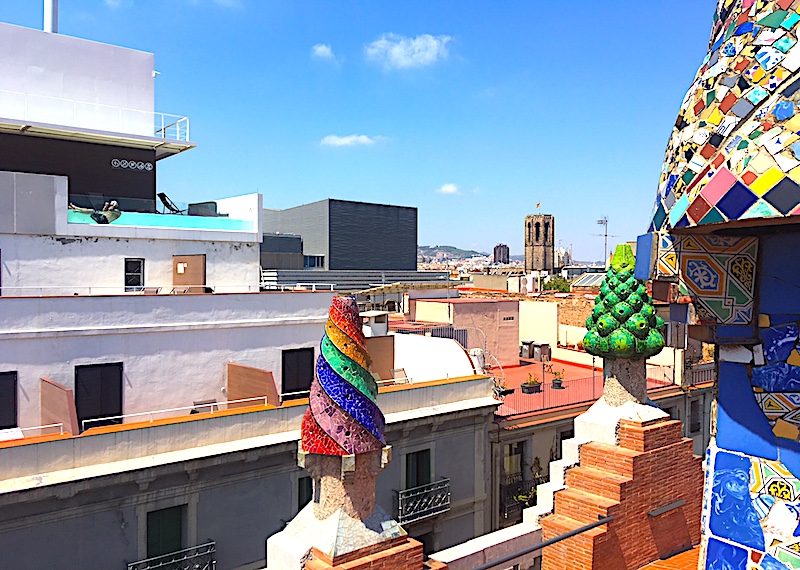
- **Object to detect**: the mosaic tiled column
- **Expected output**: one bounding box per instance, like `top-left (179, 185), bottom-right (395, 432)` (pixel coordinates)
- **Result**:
top-left (266, 296), bottom-right (406, 569)
top-left (298, 295), bottom-right (391, 519)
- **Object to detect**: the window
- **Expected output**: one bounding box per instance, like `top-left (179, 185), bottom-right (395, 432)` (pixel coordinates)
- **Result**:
top-left (75, 363), bottom-right (123, 431)
top-left (535, 222), bottom-right (541, 242)
top-left (502, 316), bottom-right (515, 321)
top-left (303, 255), bottom-right (325, 269)
top-left (298, 476), bottom-right (313, 510)
top-left (406, 449), bottom-right (432, 489)
top-left (664, 406), bottom-right (679, 421)
top-left (125, 258), bottom-right (145, 292)
top-left (282, 348), bottom-right (314, 400)
top-left (504, 442), bottom-right (524, 482)
top-left (147, 505), bottom-right (184, 558)
top-left (0, 371), bottom-right (17, 429)
top-left (690, 399), bottom-right (702, 433)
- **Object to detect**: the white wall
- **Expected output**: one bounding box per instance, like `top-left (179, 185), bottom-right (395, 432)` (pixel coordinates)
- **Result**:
top-left (0, 22), bottom-right (155, 136)
top-left (0, 233), bottom-right (261, 294)
top-left (519, 300), bottom-right (558, 345)
top-left (392, 334), bottom-right (476, 382)
top-left (0, 291), bottom-right (334, 427)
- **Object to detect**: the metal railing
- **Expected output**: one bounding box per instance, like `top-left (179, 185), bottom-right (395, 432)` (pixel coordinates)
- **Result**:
top-left (127, 541), bottom-right (215, 570)
top-left (81, 396), bottom-right (276, 432)
top-left (500, 476), bottom-right (548, 520)
top-left (472, 516), bottom-right (614, 570)
top-left (259, 278), bottom-right (337, 292)
top-left (0, 284), bottom-right (263, 297)
top-left (394, 479), bottom-right (451, 524)
top-left (685, 362), bottom-right (716, 387)
top-left (0, 88), bottom-right (190, 141)
top-left (0, 423), bottom-right (65, 441)
top-left (496, 375), bottom-right (674, 418)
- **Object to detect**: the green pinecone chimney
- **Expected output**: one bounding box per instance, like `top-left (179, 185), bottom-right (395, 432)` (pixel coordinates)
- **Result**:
top-left (583, 244), bottom-right (665, 361)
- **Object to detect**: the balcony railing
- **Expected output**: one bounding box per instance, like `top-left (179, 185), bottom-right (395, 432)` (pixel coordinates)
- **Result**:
top-left (500, 475), bottom-right (549, 521)
top-left (685, 362), bottom-right (716, 387)
top-left (126, 542), bottom-right (216, 570)
top-left (496, 375), bottom-right (675, 418)
top-left (0, 88), bottom-right (190, 141)
top-left (394, 479), bottom-right (451, 524)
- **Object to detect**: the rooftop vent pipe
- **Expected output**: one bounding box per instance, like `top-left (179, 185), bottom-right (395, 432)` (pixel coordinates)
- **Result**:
top-left (44, 0), bottom-right (58, 33)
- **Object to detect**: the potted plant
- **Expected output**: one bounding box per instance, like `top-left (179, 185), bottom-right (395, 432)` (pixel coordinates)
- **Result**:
top-left (551, 369), bottom-right (565, 389)
top-left (521, 373), bottom-right (542, 394)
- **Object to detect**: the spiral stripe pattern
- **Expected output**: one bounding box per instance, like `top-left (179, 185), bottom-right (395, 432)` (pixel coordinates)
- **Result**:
top-left (301, 296), bottom-right (386, 456)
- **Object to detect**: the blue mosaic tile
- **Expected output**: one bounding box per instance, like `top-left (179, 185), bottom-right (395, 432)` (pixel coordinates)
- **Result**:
top-left (716, 182), bottom-right (759, 220)
top-left (709, 452), bottom-right (765, 550)
top-left (717, 325), bottom-right (757, 342)
top-left (760, 554), bottom-right (791, 570)
top-left (773, 100), bottom-right (796, 120)
top-left (717, 362), bottom-right (778, 460)
top-left (316, 357), bottom-right (384, 441)
top-left (760, 322), bottom-right (799, 364)
top-left (752, 362), bottom-right (800, 391)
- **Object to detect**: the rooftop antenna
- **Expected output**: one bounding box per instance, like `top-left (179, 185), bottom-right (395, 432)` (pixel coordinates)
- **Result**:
top-left (44, 0), bottom-right (58, 33)
top-left (592, 217), bottom-right (619, 267)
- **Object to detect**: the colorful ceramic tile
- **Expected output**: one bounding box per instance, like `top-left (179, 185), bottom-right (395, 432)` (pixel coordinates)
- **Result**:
top-left (761, 323), bottom-right (800, 364)
top-left (763, 177), bottom-right (800, 214)
top-left (651, 2), bottom-right (800, 232)
top-left (677, 235), bottom-right (758, 325)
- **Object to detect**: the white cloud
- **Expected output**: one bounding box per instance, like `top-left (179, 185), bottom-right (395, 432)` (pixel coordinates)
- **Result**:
top-left (312, 44), bottom-right (335, 60)
top-left (436, 183), bottom-right (459, 195)
top-left (320, 134), bottom-right (379, 147)
top-left (365, 33), bottom-right (451, 70)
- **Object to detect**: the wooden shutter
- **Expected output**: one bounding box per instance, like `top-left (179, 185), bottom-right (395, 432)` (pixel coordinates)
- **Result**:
top-left (282, 348), bottom-right (314, 395)
top-left (0, 372), bottom-right (17, 429)
top-left (146, 506), bottom-right (183, 558)
top-left (75, 363), bottom-right (123, 430)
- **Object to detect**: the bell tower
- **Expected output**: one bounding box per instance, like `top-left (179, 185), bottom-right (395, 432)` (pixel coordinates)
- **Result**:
top-left (525, 214), bottom-right (555, 272)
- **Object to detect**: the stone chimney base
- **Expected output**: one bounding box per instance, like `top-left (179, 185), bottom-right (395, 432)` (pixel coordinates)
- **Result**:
top-left (304, 537), bottom-right (424, 570)
top-left (540, 418), bottom-right (702, 570)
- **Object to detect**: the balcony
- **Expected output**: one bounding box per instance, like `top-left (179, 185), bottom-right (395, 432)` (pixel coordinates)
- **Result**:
top-left (500, 474), bottom-right (549, 521)
top-left (496, 374), bottom-right (675, 418)
top-left (394, 479), bottom-right (451, 524)
top-left (126, 542), bottom-right (216, 570)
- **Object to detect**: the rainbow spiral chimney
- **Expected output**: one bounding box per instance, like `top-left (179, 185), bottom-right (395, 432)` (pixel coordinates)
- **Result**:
top-left (301, 296), bottom-right (386, 456)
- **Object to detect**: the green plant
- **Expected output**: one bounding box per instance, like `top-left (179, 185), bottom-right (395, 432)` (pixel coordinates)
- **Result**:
top-left (522, 372), bottom-right (541, 386)
top-left (543, 275), bottom-right (571, 292)
top-left (551, 369), bottom-right (564, 382)
top-left (583, 244), bottom-right (665, 360)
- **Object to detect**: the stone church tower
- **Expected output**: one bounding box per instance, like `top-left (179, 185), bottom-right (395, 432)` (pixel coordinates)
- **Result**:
top-left (525, 214), bottom-right (555, 272)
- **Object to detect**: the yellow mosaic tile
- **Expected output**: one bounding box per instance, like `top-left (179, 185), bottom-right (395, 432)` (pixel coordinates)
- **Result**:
top-left (750, 168), bottom-right (784, 196)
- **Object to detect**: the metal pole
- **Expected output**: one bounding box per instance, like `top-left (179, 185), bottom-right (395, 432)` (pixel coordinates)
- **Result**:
top-left (471, 516), bottom-right (614, 570)
top-left (44, 0), bottom-right (58, 33)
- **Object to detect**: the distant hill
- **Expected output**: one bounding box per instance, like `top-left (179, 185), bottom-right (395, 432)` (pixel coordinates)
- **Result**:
top-left (418, 245), bottom-right (488, 260)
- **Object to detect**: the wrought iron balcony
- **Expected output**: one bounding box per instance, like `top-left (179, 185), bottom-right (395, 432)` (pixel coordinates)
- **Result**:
top-left (394, 479), bottom-right (451, 524)
top-left (500, 478), bottom-right (538, 520)
top-left (126, 541), bottom-right (216, 570)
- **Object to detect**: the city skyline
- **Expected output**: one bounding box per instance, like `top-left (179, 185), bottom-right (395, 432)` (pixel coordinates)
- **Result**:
top-left (0, 0), bottom-right (716, 259)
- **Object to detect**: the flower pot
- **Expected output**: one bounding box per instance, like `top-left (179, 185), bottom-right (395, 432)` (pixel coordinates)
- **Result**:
top-left (551, 378), bottom-right (563, 389)
top-left (500, 388), bottom-right (516, 396)
top-left (521, 383), bottom-right (541, 394)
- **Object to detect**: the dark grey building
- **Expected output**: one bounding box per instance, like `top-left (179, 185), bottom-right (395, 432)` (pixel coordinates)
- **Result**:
top-left (262, 199), bottom-right (417, 271)
top-left (260, 233), bottom-right (304, 270)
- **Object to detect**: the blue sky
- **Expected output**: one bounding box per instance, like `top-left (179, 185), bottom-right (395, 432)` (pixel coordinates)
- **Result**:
top-left (0, 1), bottom-right (717, 261)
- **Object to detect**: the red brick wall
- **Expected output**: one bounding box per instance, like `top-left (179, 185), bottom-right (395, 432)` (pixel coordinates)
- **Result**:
top-left (305, 538), bottom-right (424, 570)
top-left (541, 418), bottom-right (703, 570)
